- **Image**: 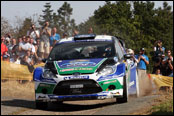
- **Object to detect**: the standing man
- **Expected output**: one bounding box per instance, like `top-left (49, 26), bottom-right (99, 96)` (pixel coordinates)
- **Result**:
top-left (162, 50), bottom-right (173, 76)
top-left (136, 48), bottom-right (149, 72)
top-left (50, 27), bottom-right (60, 50)
top-left (39, 21), bottom-right (51, 59)
top-left (27, 24), bottom-right (40, 44)
top-left (135, 48), bottom-right (151, 96)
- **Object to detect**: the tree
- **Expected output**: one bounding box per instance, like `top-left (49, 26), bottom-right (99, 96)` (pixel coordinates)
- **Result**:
top-left (39, 2), bottom-right (54, 27)
top-left (57, 2), bottom-right (76, 36)
top-left (16, 17), bottom-right (33, 38)
top-left (1, 17), bottom-right (14, 36)
top-left (77, 1), bottom-right (173, 73)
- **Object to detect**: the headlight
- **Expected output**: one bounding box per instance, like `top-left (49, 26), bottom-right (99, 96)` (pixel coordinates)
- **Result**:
top-left (97, 67), bottom-right (115, 76)
top-left (43, 69), bottom-right (57, 78)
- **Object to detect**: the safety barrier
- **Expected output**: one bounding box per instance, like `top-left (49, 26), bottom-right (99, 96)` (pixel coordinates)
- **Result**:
top-left (149, 74), bottom-right (173, 88)
top-left (1, 61), bottom-right (44, 81)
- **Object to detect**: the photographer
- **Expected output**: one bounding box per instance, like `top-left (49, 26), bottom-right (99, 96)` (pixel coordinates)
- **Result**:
top-left (126, 49), bottom-right (139, 66)
top-left (153, 40), bottom-right (165, 61)
top-left (39, 21), bottom-right (51, 59)
top-left (27, 24), bottom-right (40, 44)
top-left (162, 50), bottom-right (173, 76)
top-left (135, 48), bottom-right (151, 96)
top-left (152, 54), bottom-right (165, 74)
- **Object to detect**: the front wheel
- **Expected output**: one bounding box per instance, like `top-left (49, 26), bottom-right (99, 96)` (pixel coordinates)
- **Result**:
top-left (116, 76), bottom-right (128, 103)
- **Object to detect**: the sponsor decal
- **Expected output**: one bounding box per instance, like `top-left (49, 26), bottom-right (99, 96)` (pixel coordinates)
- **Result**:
top-left (97, 73), bottom-right (124, 81)
top-left (60, 62), bottom-right (96, 68)
top-left (129, 81), bottom-right (135, 87)
top-left (64, 75), bottom-right (89, 80)
top-left (54, 58), bottom-right (107, 75)
top-left (60, 68), bottom-right (93, 72)
top-left (60, 68), bottom-right (74, 72)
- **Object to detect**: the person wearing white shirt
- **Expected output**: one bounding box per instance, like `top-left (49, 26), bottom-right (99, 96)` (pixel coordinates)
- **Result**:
top-left (27, 24), bottom-right (40, 44)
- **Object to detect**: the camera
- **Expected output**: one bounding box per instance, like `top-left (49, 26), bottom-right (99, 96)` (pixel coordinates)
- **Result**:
top-left (168, 58), bottom-right (171, 61)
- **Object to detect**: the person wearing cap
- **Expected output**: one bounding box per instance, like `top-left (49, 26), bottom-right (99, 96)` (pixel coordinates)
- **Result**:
top-left (135, 48), bottom-right (149, 71)
top-left (135, 48), bottom-right (151, 96)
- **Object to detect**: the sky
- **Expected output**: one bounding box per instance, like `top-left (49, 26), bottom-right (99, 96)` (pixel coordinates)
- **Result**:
top-left (1, 1), bottom-right (173, 27)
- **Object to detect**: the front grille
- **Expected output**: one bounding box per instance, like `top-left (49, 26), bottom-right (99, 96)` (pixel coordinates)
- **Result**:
top-left (53, 79), bottom-right (102, 95)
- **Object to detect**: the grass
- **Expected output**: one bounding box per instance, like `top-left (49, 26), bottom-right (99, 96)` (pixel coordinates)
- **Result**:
top-left (149, 91), bottom-right (173, 115)
top-left (150, 99), bottom-right (173, 115)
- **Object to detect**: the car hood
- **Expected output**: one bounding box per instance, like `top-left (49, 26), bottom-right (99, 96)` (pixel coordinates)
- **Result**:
top-left (53, 58), bottom-right (107, 75)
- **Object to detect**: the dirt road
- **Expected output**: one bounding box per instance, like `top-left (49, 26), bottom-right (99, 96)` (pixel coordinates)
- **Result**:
top-left (1, 81), bottom-right (159, 115)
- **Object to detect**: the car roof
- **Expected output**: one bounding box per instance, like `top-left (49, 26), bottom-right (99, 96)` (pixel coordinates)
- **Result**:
top-left (58, 35), bottom-right (113, 44)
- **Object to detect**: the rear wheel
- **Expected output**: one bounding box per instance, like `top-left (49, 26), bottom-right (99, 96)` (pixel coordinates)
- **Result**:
top-left (116, 76), bottom-right (128, 103)
top-left (35, 100), bottom-right (48, 110)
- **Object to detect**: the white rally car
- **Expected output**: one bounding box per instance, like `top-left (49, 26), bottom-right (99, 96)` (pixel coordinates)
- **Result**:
top-left (33, 34), bottom-right (138, 109)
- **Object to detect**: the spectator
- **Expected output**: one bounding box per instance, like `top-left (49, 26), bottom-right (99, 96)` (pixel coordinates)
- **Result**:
top-left (1, 36), bottom-right (9, 60)
top-left (135, 48), bottom-right (151, 96)
top-left (21, 54), bottom-right (35, 73)
top-left (5, 33), bottom-right (11, 46)
top-left (34, 38), bottom-right (42, 64)
top-left (153, 40), bottom-right (165, 62)
top-left (73, 29), bottom-right (79, 36)
top-left (8, 38), bottom-right (17, 58)
top-left (126, 49), bottom-right (139, 66)
top-left (135, 48), bottom-right (149, 71)
top-left (10, 53), bottom-right (21, 64)
top-left (62, 32), bottom-right (68, 39)
top-left (88, 27), bottom-right (93, 34)
top-left (155, 68), bottom-right (161, 75)
top-left (50, 27), bottom-right (60, 50)
top-left (29, 38), bottom-right (38, 64)
top-left (29, 38), bottom-right (36, 56)
top-left (19, 36), bottom-right (26, 46)
top-left (19, 36), bottom-right (31, 58)
top-left (39, 21), bottom-right (51, 59)
top-left (162, 50), bottom-right (173, 76)
top-left (18, 37), bottom-right (23, 44)
top-left (27, 24), bottom-right (40, 44)
top-left (152, 54), bottom-right (165, 74)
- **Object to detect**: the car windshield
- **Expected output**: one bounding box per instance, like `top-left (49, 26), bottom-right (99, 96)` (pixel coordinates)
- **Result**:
top-left (47, 41), bottom-right (116, 61)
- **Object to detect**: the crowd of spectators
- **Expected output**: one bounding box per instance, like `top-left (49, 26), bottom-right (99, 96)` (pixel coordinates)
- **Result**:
top-left (152, 40), bottom-right (173, 77)
top-left (125, 40), bottom-right (173, 77)
top-left (1, 21), bottom-right (63, 73)
top-left (1, 23), bottom-right (173, 77)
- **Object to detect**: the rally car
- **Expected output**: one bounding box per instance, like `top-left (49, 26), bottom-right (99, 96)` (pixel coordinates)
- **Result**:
top-left (33, 34), bottom-right (138, 109)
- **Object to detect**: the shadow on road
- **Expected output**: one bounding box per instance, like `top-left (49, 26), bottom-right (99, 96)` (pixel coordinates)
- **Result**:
top-left (1, 99), bottom-right (116, 112)
top-left (1, 99), bottom-right (35, 109)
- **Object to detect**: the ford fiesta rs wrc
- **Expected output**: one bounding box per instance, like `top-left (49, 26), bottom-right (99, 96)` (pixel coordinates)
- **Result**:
top-left (33, 34), bottom-right (138, 109)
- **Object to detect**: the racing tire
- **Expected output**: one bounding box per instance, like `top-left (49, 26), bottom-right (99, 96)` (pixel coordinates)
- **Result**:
top-left (116, 76), bottom-right (128, 103)
top-left (35, 101), bottom-right (48, 110)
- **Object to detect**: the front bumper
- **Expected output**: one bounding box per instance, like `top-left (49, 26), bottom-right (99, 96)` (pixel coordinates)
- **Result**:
top-left (36, 90), bottom-right (123, 102)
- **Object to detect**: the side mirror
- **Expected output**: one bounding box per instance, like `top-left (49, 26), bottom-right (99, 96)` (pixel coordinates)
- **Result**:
top-left (42, 58), bottom-right (47, 63)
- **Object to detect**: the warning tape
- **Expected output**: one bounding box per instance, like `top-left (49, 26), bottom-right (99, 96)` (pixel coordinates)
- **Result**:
top-left (1, 61), bottom-right (44, 80)
top-left (150, 74), bottom-right (173, 88)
